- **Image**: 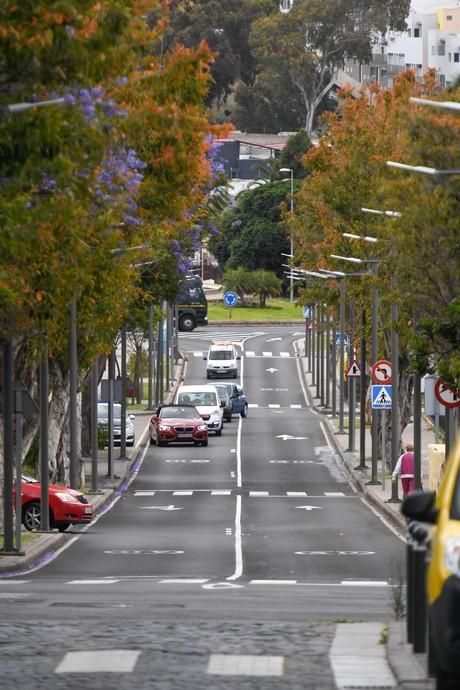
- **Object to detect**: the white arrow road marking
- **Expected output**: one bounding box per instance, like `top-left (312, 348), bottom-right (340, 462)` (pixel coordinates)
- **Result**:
top-left (266, 367), bottom-right (278, 373)
top-left (276, 434), bottom-right (309, 440)
top-left (139, 505), bottom-right (183, 511)
top-left (202, 582), bottom-right (244, 589)
top-left (295, 505), bottom-right (322, 511)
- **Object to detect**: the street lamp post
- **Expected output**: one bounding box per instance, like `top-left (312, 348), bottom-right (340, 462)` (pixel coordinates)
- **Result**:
top-left (280, 168), bottom-right (295, 303)
top-left (331, 255), bottom-right (380, 482)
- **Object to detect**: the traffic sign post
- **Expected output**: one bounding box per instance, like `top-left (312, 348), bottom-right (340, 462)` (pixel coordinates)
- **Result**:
top-left (434, 379), bottom-right (460, 408)
top-left (371, 359), bottom-right (392, 385)
top-left (223, 291), bottom-right (238, 319)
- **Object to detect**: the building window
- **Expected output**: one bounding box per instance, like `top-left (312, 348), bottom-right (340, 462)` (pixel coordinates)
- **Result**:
top-left (447, 15), bottom-right (452, 21)
top-left (455, 52), bottom-right (460, 62)
top-left (414, 27), bottom-right (421, 37)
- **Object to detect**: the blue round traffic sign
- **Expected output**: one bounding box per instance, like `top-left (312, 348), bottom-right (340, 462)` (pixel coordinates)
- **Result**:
top-left (223, 291), bottom-right (238, 307)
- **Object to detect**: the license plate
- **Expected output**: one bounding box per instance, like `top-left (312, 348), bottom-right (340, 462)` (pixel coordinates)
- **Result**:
top-left (84, 507), bottom-right (93, 515)
top-left (177, 433), bottom-right (192, 438)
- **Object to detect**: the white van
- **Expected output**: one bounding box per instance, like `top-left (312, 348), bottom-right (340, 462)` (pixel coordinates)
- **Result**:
top-left (204, 341), bottom-right (240, 379)
top-left (175, 384), bottom-right (224, 435)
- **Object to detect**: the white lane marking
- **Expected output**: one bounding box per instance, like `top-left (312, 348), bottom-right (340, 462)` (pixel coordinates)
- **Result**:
top-left (67, 580), bottom-right (119, 584)
top-left (158, 578), bottom-right (209, 584)
top-left (262, 351), bottom-right (273, 357)
top-left (0, 592), bottom-right (32, 598)
top-left (211, 490), bottom-right (232, 495)
top-left (324, 492), bottom-right (345, 496)
top-left (266, 337), bottom-right (282, 342)
top-left (249, 580), bottom-right (297, 585)
top-left (290, 404), bottom-right (302, 409)
top-left (330, 623), bottom-right (396, 688)
top-left (0, 580), bottom-right (30, 585)
top-left (248, 403), bottom-right (259, 408)
top-left (135, 491), bottom-right (156, 496)
top-left (192, 351), bottom-right (203, 357)
top-left (173, 491), bottom-right (193, 496)
top-left (341, 580), bottom-right (388, 586)
top-left (207, 654), bottom-right (283, 677)
top-left (249, 491), bottom-right (269, 497)
top-left (286, 491), bottom-right (308, 496)
top-left (204, 581), bottom-right (243, 589)
top-left (280, 352), bottom-right (290, 357)
top-left (266, 367), bottom-right (277, 373)
top-left (268, 403), bottom-right (280, 408)
top-left (295, 505), bottom-right (322, 511)
top-left (245, 351), bottom-right (255, 357)
top-left (56, 650), bottom-right (140, 674)
top-left (236, 414), bottom-right (242, 488)
top-left (227, 495), bottom-right (242, 581)
top-left (226, 528), bottom-right (232, 535)
top-left (295, 550), bottom-right (375, 556)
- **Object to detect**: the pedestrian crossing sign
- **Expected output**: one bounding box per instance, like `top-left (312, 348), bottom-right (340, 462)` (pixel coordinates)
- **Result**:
top-left (371, 385), bottom-right (392, 409)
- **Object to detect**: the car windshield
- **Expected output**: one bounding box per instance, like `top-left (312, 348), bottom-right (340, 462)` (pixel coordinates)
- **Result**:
top-left (159, 406), bottom-right (200, 419)
top-left (98, 403), bottom-right (122, 421)
top-left (22, 474), bottom-right (38, 483)
top-left (215, 387), bottom-right (229, 401)
top-left (209, 351), bottom-right (233, 360)
top-left (178, 392), bottom-right (217, 406)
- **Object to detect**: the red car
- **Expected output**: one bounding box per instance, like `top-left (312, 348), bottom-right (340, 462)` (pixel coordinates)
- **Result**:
top-left (20, 474), bottom-right (93, 532)
top-left (149, 404), bottom-right (209, 446)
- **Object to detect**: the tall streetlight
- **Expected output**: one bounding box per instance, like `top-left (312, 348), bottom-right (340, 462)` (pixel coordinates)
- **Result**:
top-left (386, 161), bottom-right (460, 177)
top-left (331, 253), bottom-right (380, 483)
top-left (360, 207), bottom-right (402, 501)
top-left (409, 97), bottom-right (460, 112)
top-left (280, 168), bottom-right (295, 302)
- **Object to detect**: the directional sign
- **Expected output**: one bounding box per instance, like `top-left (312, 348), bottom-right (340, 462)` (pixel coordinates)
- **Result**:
top-left (303, 306), bottom-right (312, 319)
top-left (371, 385), bottom-right (392, 409)
top-left (295, 505), bottom-right (322, 511)
top-left (346, 359), bottom-right (361, 378)
top-left (223, 291), bottom-right (238, 307)
top-left (371, 359), bottom-right (392, 384)
top-left (434, 379), bottom-right (460, 408)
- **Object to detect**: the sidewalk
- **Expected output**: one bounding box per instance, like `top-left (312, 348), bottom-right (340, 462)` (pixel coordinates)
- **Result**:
top-left (299, 347), bottom-right (436, 689)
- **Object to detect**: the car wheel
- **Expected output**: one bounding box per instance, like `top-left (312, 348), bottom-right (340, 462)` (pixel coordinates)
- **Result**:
top-left (22, 501), bottom-right (42, 531)
top-left (225, 415), bottom-right (232, 423)
top-left (56, 522), bottom-right (71, 533)
top-left (233, 372), bottom-right (237, 378)
top-left (149, 434), bottom-right (155, 445)
top-left (206, 373), bottom-right (211, 379)
top-left (216, 426), bottom-right (222, 436)
top-left (241, 405), bottom-right (247, 418)
top-left (202, 440), bottom-right (208, 447)
top-left (178, 314), bottom-right (196, 332)
top-left (157, 440), bottom-right (165, 447)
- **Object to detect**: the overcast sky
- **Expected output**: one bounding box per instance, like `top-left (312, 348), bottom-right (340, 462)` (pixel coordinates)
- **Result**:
top-left (411, 0), bottom-right (460, 11)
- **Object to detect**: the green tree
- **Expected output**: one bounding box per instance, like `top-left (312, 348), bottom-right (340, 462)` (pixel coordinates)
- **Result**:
top-left (222, 267), bottom-right (256, 303)
top-left (252, 269), bottom-right (282, 307)
top-left (279, 130), bottom-right (312, 179)
top-left (247, 0), bottom-right (411, 137)
top-left (210, 180), bottom-right (299, 282)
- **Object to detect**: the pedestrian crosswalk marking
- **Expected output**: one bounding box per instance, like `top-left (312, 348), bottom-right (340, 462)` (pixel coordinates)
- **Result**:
top-left (133, 490), bottom-right (352, 498)
top-left (56, 650), bottom-right (140, 674)
top-left (207, 654), bottom-right (284, 677)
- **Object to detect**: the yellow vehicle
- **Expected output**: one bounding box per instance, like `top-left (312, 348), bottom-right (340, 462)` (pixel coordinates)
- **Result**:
top-left (402, 438), bottom-right (460, 690)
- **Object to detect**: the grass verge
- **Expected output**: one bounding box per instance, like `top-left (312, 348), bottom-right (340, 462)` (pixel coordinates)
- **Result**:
top-left (208, 298), bottom-right (304, 322)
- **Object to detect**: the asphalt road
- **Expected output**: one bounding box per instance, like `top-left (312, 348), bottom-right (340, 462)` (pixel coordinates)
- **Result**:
top-left (0, 325), bottom-right (409, 689)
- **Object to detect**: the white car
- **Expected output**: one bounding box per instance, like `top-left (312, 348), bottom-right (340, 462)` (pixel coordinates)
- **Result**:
top-left (204, 342), bottom-right (240, 379)
top-left (175, 384), bottom-right (224, 435)
top-left (97, 402), bottom-right (135, 446)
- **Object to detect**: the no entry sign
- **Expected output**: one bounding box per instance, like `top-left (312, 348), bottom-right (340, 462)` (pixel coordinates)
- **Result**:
top-left (434, 379), bottom-right (460, 408)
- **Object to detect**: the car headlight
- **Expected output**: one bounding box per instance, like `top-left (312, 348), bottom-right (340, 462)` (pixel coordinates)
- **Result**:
top-left (212, 409), bottom-right (220, 416)
top-left (159, 424), bottom-right (172, 431)
top-left (55, 492), bottom-right (80, 503)
top-left (197, 425), bottom-right (208, 431)
top-left (444, 537), bottom-right (460, 576)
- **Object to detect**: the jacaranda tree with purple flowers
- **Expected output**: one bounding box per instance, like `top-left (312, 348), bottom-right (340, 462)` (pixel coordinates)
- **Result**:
top-left (0, 0), bottom-right (228, 483)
